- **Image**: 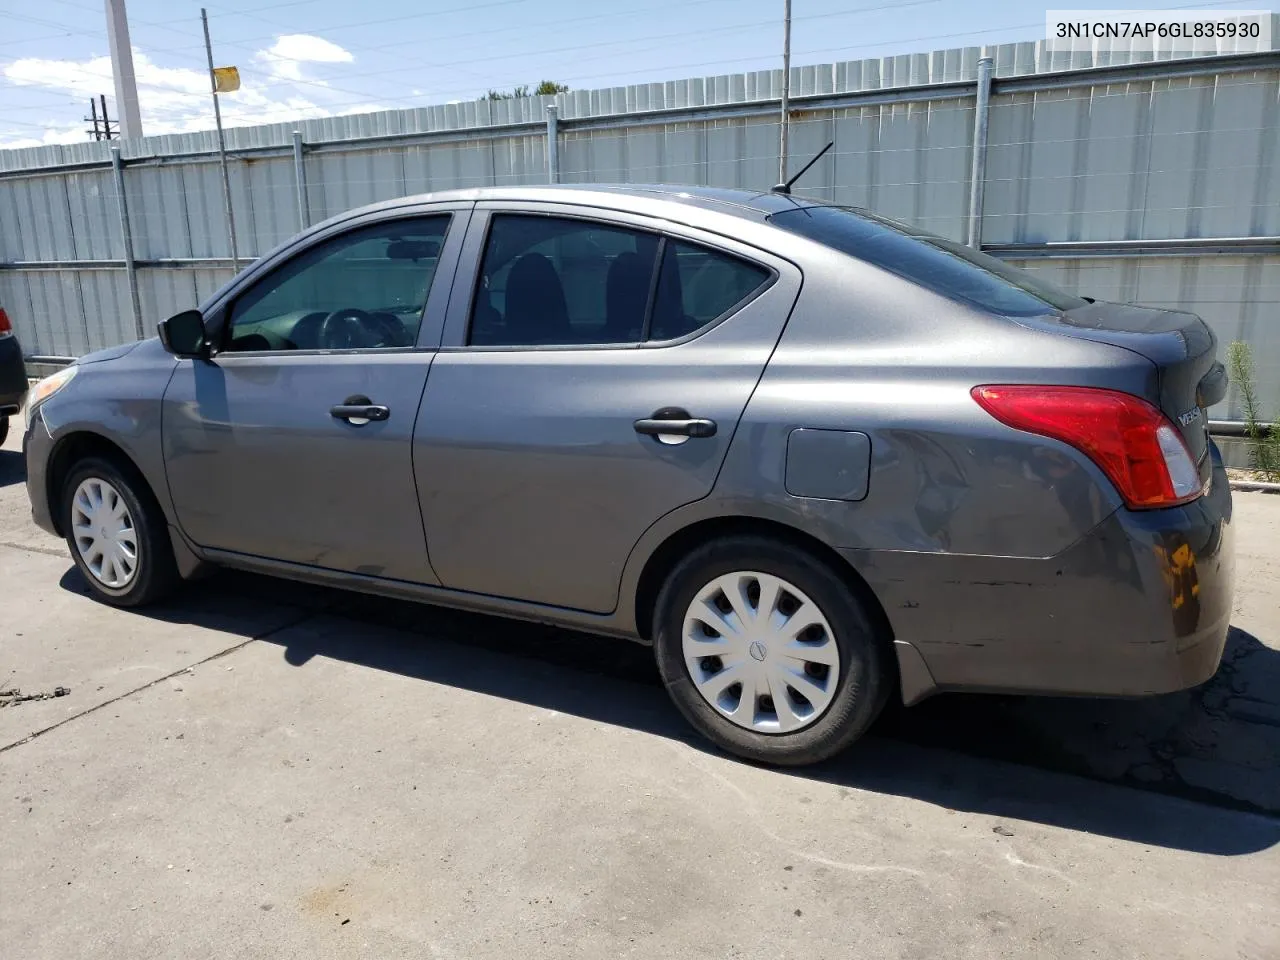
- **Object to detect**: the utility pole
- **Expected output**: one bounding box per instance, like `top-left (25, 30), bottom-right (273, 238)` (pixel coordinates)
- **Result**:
top-left (778, 0), bottom-right (792, 185)
top-left (202, 7), bottom-right (240, 270)
top-left (104, 0), bottom-right (143, 139)
top-left (85, 96), bottom-right (119, 141)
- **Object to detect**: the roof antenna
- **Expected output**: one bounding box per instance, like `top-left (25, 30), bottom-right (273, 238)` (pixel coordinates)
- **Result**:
top-left (772, 140), bottom-right (834, 195)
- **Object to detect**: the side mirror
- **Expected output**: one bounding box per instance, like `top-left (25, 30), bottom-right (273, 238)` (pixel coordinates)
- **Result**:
top-left (158, 309), bottom-right (208, 358)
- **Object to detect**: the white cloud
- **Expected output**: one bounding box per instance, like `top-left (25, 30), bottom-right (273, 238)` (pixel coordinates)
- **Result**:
top-left (1, 40), bottom-right (366, 148)
top-left (256, 34), bottom-right (353, 82)
top-left (0, 126), bottom-right (85, 150)
top-left (5, 51), bottom-right (208, 125)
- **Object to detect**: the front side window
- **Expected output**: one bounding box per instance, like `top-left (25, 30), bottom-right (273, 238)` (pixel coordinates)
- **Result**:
top-left (768, 204), bottom-right (1086, 318)
top-left (225, 215), bottom-right (450, 352)
top-left (469, 214), bottom-right (771, 347)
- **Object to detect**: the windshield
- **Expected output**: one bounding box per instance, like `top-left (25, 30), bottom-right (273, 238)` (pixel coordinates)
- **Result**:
top-left (768, 204), bottom-right (1086, 317)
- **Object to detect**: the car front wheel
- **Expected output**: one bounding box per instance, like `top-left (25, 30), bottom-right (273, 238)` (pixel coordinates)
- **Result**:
top-left (653, 535), bottom-right (890, 765)
top-left (61, 456), bottom-right (178, 607)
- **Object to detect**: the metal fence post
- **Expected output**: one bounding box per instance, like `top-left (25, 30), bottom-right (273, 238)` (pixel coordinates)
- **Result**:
top-left (110, 145), bottom-right (145, 340)
top-left (778, 0), bottom-right (792, 185)
top-left (966, 55), bottom-right (994, 249)
top-left (292, 130), bottom-right (309, 230)
top-left (546, 104), bottom-right (560, 184)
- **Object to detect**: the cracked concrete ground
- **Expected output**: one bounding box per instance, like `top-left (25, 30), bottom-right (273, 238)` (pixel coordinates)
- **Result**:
top-left (2, 420), bottom-right (1278, 959)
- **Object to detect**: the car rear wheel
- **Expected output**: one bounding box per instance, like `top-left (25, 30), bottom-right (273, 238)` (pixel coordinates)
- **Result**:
top-left (61, 456), bottom-right (178, 607)
top-left (653, 535), bottom-right (889, 766)
top-left (0, 414), bottom-right (8, 447)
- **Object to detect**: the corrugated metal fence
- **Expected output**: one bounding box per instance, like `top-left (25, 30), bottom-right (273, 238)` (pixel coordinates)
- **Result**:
top-left (2, 32), bottom-right (1278, 417)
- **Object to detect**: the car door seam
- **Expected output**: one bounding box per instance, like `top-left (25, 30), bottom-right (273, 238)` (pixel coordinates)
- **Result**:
top-left (608, 266), bottom-right (806, 620)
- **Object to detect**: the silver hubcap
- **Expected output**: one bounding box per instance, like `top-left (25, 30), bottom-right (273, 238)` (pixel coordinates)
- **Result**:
top-left (682, 571), bottom-right (841, 734)
top-left (71, 478), bottom-right (138, 589)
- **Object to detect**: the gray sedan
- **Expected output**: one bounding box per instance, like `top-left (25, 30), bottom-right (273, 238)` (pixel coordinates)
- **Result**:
top-left (23, 185), bottom-right (1234, 765)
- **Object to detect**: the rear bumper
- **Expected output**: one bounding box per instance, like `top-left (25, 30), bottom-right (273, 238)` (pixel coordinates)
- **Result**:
top-left (854, 447), bottom-right (1235, 704)
top-left (0, 335), bottom-right (26, 412)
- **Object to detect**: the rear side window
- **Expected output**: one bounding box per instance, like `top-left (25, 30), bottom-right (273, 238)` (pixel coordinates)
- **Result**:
top-left (470, 215), bottom-right (659, 346)
top-left (468, 214), bottom-right (771, 347)
top-left (768, 205), bottom-right (1085, 317)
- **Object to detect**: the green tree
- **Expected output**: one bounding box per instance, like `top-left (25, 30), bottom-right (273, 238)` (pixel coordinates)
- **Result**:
top-left (1226, 340), bottom-right (1280, 481)
top-left (483, 85), bottom-right (529, 100)
top-left (481, 81), bottom-right (568, 100)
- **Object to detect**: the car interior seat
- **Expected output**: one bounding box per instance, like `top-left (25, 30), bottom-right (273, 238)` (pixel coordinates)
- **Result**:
top-left (503, 253), bottom-right (571, 345)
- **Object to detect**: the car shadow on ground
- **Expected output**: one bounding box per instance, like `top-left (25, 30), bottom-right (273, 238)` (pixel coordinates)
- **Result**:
top-left (0, 449), bottom-right (25, 488)
top-left (59, 564), bottom-right (1280, 856)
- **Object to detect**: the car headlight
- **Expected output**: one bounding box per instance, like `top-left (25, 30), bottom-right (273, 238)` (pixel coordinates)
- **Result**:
top-left (28, 365), bottom-right (77, 408)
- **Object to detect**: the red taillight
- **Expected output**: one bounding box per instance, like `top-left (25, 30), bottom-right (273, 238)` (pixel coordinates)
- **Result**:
top-left (972, 385), bottom-right (1202, 510)
top-left (0, 307), bottom-right (11, 336)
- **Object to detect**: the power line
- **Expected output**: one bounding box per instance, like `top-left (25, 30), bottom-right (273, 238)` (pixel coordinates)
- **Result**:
top-left (42, 0), bottom-right (204, 40)
top-left (232, 0), bottom-right (742, 59)
top-left (0, 4), bottom-right (803, 119)
top-left (208, 0), bottom-right (746, 86)
top-left (202, 0), bottom-right (943, 109)
top-left (0, 0), bottom-right (1018, 115)
top-left (137, 0), bottom-right (545, 54)
top-left (1, 0), bottom-right (1266, 143)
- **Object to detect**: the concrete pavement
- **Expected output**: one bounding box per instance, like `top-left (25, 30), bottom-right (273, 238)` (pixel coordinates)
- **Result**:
top-left (2, 423), bottom-right (1279, 959)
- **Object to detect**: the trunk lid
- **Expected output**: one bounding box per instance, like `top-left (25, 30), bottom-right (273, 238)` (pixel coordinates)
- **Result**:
top-left (1016, 302), bottom-right (1222, 479)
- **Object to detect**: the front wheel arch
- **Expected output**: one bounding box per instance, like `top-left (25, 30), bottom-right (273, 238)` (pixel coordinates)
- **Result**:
top-left (46, 432), bottom-right (156, 538)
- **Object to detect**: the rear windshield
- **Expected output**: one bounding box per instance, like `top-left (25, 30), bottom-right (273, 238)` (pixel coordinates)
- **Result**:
top-left (768, 205), bottom-right (1086, 317)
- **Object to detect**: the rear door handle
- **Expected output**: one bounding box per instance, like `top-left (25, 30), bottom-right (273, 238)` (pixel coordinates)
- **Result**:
top-left (634, 408), bottom-right (717, 439)
top-left (331, 395), bottom-right (389, 424)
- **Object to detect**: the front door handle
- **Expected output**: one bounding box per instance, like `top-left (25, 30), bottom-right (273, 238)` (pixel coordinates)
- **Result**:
top-left (331, 395), bottom-right (390, 424)
top-left (634, 407), bottom-right (717, 439)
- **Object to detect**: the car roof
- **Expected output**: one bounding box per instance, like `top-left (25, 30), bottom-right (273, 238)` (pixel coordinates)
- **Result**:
top-left (580, 184), bottom-right (829, 217)
top-left (339, 183), bottom-right (831, 227)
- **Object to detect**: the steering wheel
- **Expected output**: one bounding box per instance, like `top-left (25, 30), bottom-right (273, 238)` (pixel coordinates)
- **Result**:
top-left (317, 308), bottom-right (403, 349)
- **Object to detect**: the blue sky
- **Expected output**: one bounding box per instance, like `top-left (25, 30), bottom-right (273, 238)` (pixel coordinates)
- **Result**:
top-left (0, 0), bottom-right (1271, 148)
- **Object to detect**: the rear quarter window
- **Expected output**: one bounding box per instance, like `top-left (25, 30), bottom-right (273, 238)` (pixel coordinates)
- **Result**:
top-left (649, 241), bottom-right (771, 341)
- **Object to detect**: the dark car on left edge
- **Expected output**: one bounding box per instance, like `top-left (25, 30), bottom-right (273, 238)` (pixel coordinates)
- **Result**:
top-left (0, 303), bottom-right (28, 446)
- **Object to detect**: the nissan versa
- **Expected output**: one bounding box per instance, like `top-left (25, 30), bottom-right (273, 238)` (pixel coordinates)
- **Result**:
top-left (23, 185), bottom-right (1234, 765)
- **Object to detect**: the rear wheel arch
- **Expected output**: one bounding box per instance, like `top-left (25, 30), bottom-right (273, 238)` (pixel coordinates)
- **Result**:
top-left (633, 515), bottom-right (897, 671)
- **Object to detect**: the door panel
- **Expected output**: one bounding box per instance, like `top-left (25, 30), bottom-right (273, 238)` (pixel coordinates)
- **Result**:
top-left (164, 353), bottom-right (436, 580)
top-left (162, 208), bottom-right (468, 583)
top-left (414, 206), bottom-right (800, 613)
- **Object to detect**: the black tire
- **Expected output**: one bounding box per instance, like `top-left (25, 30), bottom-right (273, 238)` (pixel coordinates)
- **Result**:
top-left (61, 455), bottom-right (178, 608)
top-left (0, 414), bottom-right (8, 447)
top-left (653, 535), bottom-right (890, 766)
